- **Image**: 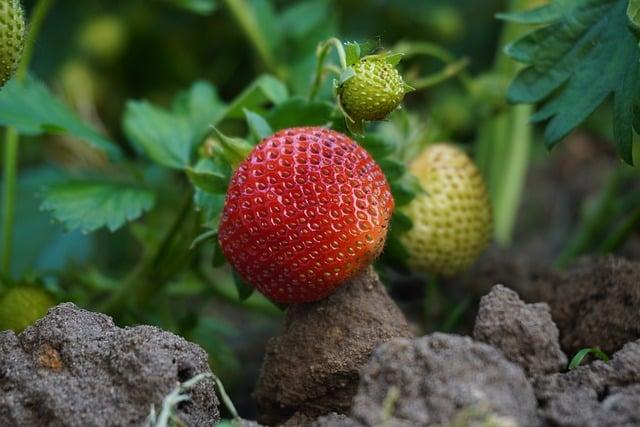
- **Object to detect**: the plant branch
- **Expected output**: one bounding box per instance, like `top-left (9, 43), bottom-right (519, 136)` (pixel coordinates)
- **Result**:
top-left (1, 0), bottom-right (56, 278)
top-left (308, 38), bottom-right (347, 102)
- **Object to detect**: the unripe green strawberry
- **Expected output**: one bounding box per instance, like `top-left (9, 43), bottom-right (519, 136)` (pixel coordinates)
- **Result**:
top-left (0, 0), bottom-right (26, 88)
top-left (338, 55), bottom-right (408, 124)
top-left (0, 286), bottom-right (55, 333)
top-left (400, 144), bottom-right (492, 277)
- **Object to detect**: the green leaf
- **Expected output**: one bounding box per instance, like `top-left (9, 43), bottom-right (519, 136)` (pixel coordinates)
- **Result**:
top-left (40, 181), bottom-right (156, 233)
top-left (266, 97), bottom-right (334, 130)
top-left (191, 229), bottom-right (218, 250)
top-left (496, 2), bottom-right (562, 24)
top-left (391, 173), bottom-right (423, 206)
top-left (124, 81), bottom-right (225, 169)
top-left (123, 101), bottom-right (193, 169)
top-left (391, 211), bottom-right (413, 235)
top-left (244, 109), bottom-right (273, 140)
top-left (212, 128), bottom-right (254, 167)
top-left (344, 41), bottom-right (361, 66)
top-left (383, 53), bottom-right (404, 66)
top-left (0, 77), bottom-right (122, 159)
top-left (191, 158), bottom-right (228, 222)
top-left (0, 167), bottom-right (93, 277)
top-left (504, 0), bottom-right (640, 164)
top-left (163, 0), bottom-right (218, 14)
top-left (186, 168), bottom-right (228, 194)
top-left (359, 135), bottom-right (396, 161)
top-left (629, 0), bottom-right (640, 31)
top-left (338, 67), bottom-right (356, 85)
top-left (278, 0), bottom-right (329, 38)
top-left (378, 158), bottom-right (405, 181)
top-left (568, 347), bottom-right (610, 369)
top-left (212, 238), bottom-right (226, 267)
top-left (232, 270), bottom-right (254, 300)
top-left (223, 74), bottom-right (288, 119)
top-left (172, 80), bottom-right (226, 137)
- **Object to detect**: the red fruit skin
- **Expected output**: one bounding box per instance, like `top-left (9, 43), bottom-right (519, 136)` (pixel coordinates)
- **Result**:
top-left (218, 127), bottom-right (394, 304)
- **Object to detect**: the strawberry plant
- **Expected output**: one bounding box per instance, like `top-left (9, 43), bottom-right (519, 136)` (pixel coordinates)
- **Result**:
top-left (0, 0), bottom-right (638, 422)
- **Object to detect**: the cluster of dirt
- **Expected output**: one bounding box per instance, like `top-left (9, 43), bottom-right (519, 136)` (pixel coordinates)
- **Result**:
top-left (254, 255), bottom-right (640, 427)
top-left (529, 256), bottom-right (640, 355)
top-left (0, 303), bottom-right (219, 426)
top-left (349, 333), bottom-right (538, 427)
top-left (254, 267), bottom-right (411, 425)
top-left (535, 339), bottom-right (640, 426)
top-left (1, 252), bottom-right (638, 427)
top-left (474, 285), bottom-right (567, 377)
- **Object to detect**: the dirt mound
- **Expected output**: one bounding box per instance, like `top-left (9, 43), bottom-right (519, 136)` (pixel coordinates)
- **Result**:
top-left (0, 303), bottom-right (219, 427)
top-left (349, 333), bottom-right (538, 427)
top-left (254, 267), bottom-right (411, 424)
top-left (535, 339), bottom-right (640, 426)
top-left (474, 285), bottom-right (567, 377)
top-left (531, 256), bottom-right (640, 355)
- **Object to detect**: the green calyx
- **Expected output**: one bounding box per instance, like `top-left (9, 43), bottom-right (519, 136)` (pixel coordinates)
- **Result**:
top-left (337, 53), bottom-right (413, 134)
top-left (0, 0), bottom-right (26, 88)
top-left (0, 286), bottom-right (55, 333)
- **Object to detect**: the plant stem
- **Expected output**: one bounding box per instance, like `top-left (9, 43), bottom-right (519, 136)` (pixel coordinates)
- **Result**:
top-left (409, 57), bottom-right (470, 90)
top-left (475, 0), bottom-right (535, 246)
top-left (308, 38), bottom-right (347, 102)
top-left (99, 190), bottom-right (194, 314)
top-left (221, 0), bottom-right (285, 79)
top-left (393, 40), bottom-right (473, 90)
top-left (1, 0), bottom-right (55, 278)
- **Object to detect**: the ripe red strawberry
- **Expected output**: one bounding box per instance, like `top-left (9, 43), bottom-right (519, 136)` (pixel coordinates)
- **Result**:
top-left (218, 127), bottom-right (394, 304)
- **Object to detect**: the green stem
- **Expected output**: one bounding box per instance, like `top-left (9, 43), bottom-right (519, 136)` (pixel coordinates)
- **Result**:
top-left (221, 0), bottom-right (285, 79)
top-left (409, 58), bottom-right (470, 90)
top-left (99, 191), bottom-right (194, 314)
top-left (1, 0), bottom-right (55, 279)
top-left (308, 38), bottom-right (347, 102)
top-left (491, 105), bottom-right (532, 245)
top-left (393, 40), bottom-right (473, 90)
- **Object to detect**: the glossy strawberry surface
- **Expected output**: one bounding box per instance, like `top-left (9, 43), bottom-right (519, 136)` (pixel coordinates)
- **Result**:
top-left (218, 127), bottom-right (394, 304)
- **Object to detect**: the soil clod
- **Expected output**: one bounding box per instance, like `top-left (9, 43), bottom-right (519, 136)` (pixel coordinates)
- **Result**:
top-left (531, 256), bottom-right (640, 355)
top-left (535, 339), bottom-right (640, 427)
top-left (254, 267), bottom-right (411, 424)
top-left (474, 285), bottom-right (567, 377)
top-left (0, 303), bottom-right (219, 427)
top-left (349, 333), bottom-right (539, 427)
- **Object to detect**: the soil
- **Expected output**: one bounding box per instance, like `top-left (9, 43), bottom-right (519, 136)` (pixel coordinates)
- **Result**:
top-left (259, 259), bottom-right (640, 427)
top-left (0, 303), bottom-right (219, 427)
top-left (254, 267), bottom-right (411, 425)
top-left (528, 256), bottom-right (640, 355)
top-left (349, 333), bottom-right (538, 427)
top-left (474, 285), bottom-right (567, 377)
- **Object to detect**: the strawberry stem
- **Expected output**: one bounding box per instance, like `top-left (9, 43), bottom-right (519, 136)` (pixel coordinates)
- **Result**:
top-left (1, 0), bottom-right (56, 279)
top-left (309, 37), bottom-right (347, 102)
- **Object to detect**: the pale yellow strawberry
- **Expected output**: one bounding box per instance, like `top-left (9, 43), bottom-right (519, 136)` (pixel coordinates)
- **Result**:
top-left (400, 144), bottom-right (492, 277)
